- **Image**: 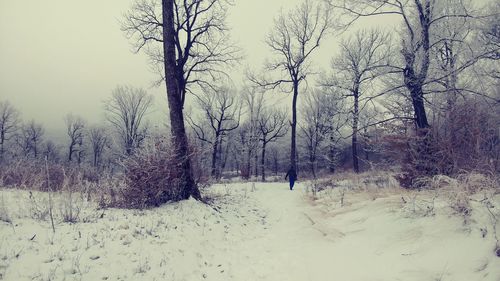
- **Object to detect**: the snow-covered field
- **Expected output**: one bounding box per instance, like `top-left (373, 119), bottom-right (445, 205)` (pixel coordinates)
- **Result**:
top-left (1, 180), bottom-right (499, 281)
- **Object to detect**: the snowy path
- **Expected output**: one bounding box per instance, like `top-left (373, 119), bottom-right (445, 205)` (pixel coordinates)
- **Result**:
top-left (1, 182), bottom-right (499, 281)
top-left (219, 182), bottom-right (500, 281)
top-left (227, 182), bottom-right (339, 281)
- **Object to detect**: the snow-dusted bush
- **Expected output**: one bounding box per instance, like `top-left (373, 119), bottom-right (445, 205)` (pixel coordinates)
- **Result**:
top-left (41, 164), bottom-right (65, 191)
top-left (119, 138), bottom-right (204, 208)
top-left (1, 160), bottom-right (44, 188)
top-left (1, 160), bottom-right (74, 192)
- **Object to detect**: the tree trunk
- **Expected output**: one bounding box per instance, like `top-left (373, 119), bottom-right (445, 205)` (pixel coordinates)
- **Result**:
top-left (352, 90), bottom-right (360, 173)
top-left (220, 139), bottom-right (229, 179)
top-left (162, 0), bottom-right (200, 200)
top-left (310, 156), bottom-right (316, 179)
top-left (254, 154), bottom-right (258, 178)
top-left (211, 139), bottom-right (219, 178)
top-left (410, 87), bottom-right (430, 130)
top-left (290, 80), bottom-right (298, 174)
top-left (273, 152), bottom-right (278, 176)
top-left (0, 132), bottom-right (4, 162)
top-left (329, 136), bottom-right (336, 173)
top-left (261, 141), bottom-right (266, 181)
top-left (68, 145), bottom-right (74, 162)
top-left (245, 147), bottom-right (251, 179)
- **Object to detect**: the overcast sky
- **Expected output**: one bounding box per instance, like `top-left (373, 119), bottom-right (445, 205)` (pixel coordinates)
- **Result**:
top-left (0, 0), bottom-right (400, 140)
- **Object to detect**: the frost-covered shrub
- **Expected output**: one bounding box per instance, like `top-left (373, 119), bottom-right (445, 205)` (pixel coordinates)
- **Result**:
top-left (1, 160), bottom-right (67, 191)
top-left (2, 160), bottom-right (44, 188)
top-left (119, 138), bottom-right (202, 209)
top-left (40, 164), bottom-right (65, 191)
top-left (81, 167), bottom-right (100, 183)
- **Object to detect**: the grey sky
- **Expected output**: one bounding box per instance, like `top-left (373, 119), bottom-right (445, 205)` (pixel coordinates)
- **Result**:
top-left (0, 0), bottom-right (401, 140)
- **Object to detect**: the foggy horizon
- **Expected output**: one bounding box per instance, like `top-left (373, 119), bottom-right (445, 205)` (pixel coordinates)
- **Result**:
top-left (0, 0), bottom-right (403, 142)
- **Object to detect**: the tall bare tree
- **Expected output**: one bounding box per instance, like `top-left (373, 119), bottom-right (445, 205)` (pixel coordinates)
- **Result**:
top-left (122, 0), bottom-right (239, 107)
top-left (328, 29), bottom-right (392, 173)
top-left (258, 108), bottom-right (288, 181)
top-left (104, 85), bottom-right (153, 156)
top-left (0, 101), bottom-right (20, 162)
top-left (187, 85), bottom-right (241, 179)
top-left (122, 0), bottom-right (239, 199)
top-left (332, 0), bottom-right (498, 177)
top-left (160, 0), bottom-right (201, 199)
top-left (65, 114), bottom-right (86, 162)
top-left (251, 0), bottom-right (332, 177)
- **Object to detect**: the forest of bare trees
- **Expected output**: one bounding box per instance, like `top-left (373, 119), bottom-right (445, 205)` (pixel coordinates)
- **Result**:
top-left (2, 2), bottom-right (500, 280)
top-left (0, 0), bottom-right (498, 207)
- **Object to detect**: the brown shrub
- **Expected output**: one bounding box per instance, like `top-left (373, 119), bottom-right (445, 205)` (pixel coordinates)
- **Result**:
top-left (1, 160), bottom-right (44, 188)
top-left (40, 164), bottom-right (65, 191)
top-left (119, 138), bottom-right (204, 209)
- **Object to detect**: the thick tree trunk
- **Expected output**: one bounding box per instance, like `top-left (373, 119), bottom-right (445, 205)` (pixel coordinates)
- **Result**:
top-left (410, 87), bottom-right (430, 130)
top-left (352, 91), bottom-right (360, 173)
top-left (405, 74), bottom-right (437, 178)
top-left (261, 141), bottom-right (266, 181)
top-left (162, 0), bottom-right (200, 200)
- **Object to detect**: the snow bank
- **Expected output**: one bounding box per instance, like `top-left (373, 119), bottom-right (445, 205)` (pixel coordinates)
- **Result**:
top-left (0, 184), bottom-right (267, 281)
top-left (1, 179), bottom-right (499, 281)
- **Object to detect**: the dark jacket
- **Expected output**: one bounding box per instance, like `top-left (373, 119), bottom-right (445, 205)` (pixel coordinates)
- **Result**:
top-left (285, 169), bottom-right (297, 181)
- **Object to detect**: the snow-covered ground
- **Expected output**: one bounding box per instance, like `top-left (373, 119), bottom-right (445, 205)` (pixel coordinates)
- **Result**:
top-left (1, 181), bottom-right (499, 281)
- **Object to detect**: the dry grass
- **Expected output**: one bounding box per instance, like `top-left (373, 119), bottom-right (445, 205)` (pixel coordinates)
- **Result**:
top-left (305, 171), bottom-right (498, 219)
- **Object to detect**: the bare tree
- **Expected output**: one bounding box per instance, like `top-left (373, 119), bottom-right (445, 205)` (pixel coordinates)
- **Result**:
top-left (122, 0), bottom-right (239, 107)
top-left (236, 122), bottom-right (257, 179)
top-left (251, 0), bottom-right (332, 177)
top-left (240, 87), bottom-right (265, 179)
top-left (333, 0), bottom-right (432, 130)
top-left (104, 85), bottom-right (153, 156)
top-left (43, 141), bottom-right (60, 163)
top-left (65, 114), bottom-right (86, 163)
top-left (161, 0), bottom-right (200, 199)
top-left (0, 101), bottom-right (20, 162)
top-left (188, 85), bottom-right (241, 179)
top-left (258, 108), bottom-right (288, 181)
top-left (300, 90), bottom-right (344, 178)
top-left (336, 1), bottom-right (435, 119)
top-left (88, 126), bottom-right (109, 168)
top-left (332, 0), bottom-right (499, 177)
top-left (18, 120), bottom-right (44, 158)
top-left (328, 29), bottom-right (392, 173)
top-left (122, 0), bottom-right (239, 199)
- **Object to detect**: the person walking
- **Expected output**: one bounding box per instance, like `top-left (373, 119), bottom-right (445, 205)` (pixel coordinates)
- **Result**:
top-left (285, 167), bottom-right (297, 190)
